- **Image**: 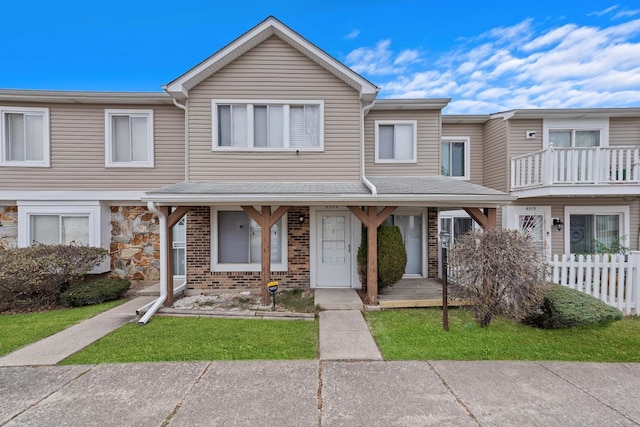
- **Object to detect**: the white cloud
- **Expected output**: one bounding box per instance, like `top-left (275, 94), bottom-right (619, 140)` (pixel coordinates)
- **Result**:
top-left (346, 16), bottom-right (640, 113)
top-left (345, 29), bottom-right (360, 40)
top-left (589, 5), bottom-right (619, 17)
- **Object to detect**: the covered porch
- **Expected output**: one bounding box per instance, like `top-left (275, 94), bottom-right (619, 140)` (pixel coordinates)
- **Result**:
top-left (378, 277), bottom-right (469, 309)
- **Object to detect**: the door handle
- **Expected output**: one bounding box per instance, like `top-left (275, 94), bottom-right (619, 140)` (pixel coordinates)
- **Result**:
top-left (348, 244), bottom-right (351, 253)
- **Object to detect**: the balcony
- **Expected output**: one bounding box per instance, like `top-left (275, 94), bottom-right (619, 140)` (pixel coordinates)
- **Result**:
top-left (511, 146), bottom-right (640, 196)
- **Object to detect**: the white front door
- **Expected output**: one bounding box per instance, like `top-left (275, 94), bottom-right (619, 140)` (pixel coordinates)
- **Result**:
top-left (316, 211), bottom-right (351, 287)
top-left (504, 206), bottom-right (551, 260)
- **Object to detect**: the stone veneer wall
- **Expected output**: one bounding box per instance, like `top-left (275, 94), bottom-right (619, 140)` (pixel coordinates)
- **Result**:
top-left (110, 206), bottom-right (160, 281)
top-left (186, 206), bottom-right (310, 293)
top-left (0, 206), bottom-right (18, 250)
top-left (427, 208), bottom-right (439, 278)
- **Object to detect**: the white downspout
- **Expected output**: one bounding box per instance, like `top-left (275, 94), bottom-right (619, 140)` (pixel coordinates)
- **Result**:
top-left (138, 201), bottom-right (167, 325)
top-left (171, 98), bottom-right (189, 181)
top-left (361, 99), bottom-right (377, 195)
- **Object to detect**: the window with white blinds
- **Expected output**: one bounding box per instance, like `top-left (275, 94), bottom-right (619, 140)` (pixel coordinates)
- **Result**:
top-left (375, 121), bottom-right (416, 162)
top-left (213, 101), bottom-right (323, 150)
top-left (0, 107), bottom-right (49, 167)
top-left (30, 215), bottom-right (89, 245)
top-left (105, 110), bottom-right (154, 167)
top-left (213, 209), bottom-right (287, 271)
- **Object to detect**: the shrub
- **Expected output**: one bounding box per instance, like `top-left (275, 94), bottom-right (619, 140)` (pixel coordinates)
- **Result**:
top-left (524, 283), bottom-right (623, 329)
top-left (450, 228), bottom-right (548, 327)
top-left (61, 278), bottom-right (131, 307)
top-left (357, 223), bottom-right (407, 290)
top-left (0, 244), bottom-right (107, 312)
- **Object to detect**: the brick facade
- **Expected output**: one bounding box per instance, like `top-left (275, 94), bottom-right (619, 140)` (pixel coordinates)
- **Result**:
top-left (186, 206), bottom-right (311, 293)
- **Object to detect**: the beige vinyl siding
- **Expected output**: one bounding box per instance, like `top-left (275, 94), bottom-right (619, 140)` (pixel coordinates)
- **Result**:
top-left (187, 36), bottom-right (362, 182)
top-left (364, 110), bottom-right (440, 176)
top-left (482, 118), bottom-right (509, 192)
top-left (442, 123), bottom-right (483, 185)
top-left (510, 197), bottom-right (639, 254)
top-left (0, 102), bottom-right (184, 190)
top-left (610, 117), bottom-right (640, 146)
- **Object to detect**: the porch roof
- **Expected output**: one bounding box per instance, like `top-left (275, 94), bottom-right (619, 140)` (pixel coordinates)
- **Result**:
top-left (143, 176), bottom-right (514, 207)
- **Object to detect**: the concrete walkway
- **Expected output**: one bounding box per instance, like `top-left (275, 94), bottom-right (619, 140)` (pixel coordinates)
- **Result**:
top-left (315, 288), bottom-right (383, 360)
top-left (0, 296), bottom-right (155, 366)
top-left (2, 360), bottom-right (640, 426)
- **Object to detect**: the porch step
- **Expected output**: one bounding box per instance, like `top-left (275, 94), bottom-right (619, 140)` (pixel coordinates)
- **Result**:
top-left (314, 289), bottom-right (363, 310)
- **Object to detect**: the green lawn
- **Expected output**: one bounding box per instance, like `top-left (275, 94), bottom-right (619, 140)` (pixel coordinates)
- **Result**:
top-left (61, 316), bottom-right (318, 364)
top-left (365, 308), bottom-right (640, 362)
top-left (0, 300), bottom-right (124, 356)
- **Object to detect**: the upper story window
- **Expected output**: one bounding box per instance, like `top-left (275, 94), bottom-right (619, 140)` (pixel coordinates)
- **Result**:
top-left (375, 120), bottom-right (417, 163)
top-left (543, 118), bottom-right (609, 149)
top-left (0, 107), bottom-right (50, 167)
top-left (441, 136), bottom-right (470, 179)
top-left (212, 100), bottom-right (323, 151)
top-left (105, 109), bottom-right (154, 167)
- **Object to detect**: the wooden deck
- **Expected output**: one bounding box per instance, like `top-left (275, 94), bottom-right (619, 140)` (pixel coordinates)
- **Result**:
top-left (378, 278), bottom-right (469, 309)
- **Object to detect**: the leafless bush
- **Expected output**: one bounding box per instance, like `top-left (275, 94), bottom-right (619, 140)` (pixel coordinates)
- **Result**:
top-left (0, 244), bottom-right (107, 312)
top-left (450, 228), bottom-right (548, 327)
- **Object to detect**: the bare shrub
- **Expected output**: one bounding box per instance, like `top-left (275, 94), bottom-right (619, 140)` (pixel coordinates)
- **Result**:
top-left (0, 244), bottom-right (107, 312)
top-left (450, 228), bottom-right (548, 327)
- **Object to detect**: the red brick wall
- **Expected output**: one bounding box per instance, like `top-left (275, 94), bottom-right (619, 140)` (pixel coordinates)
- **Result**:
top-left (186, 206), bottom-right (310, 293)
top-left (427, 207), bottom-right (439, 278)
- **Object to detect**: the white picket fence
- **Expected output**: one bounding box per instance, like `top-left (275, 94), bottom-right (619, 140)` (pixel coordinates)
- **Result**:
top-left (550, 251), bottom-right (640, 315)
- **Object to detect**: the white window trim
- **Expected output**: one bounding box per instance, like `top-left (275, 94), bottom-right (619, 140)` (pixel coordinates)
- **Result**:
top-left (211, 99), bottom-right (324, 152)
top-left (563, 205), bottom-right (629, 254)
top-left (542, 118), bottom-right (609, 149)
top-left (17, 201), bottom-right (110, 273)
top-left (374, 120), bottom-right (417, 163)
top-left (104, 109), bottom-right (155, 168)
top-left (441, 136), bottom-right (471, 180)
top-left (0, 106), bottom-right (50, 167)
top-left (210, 207), bottom-right (288, 272)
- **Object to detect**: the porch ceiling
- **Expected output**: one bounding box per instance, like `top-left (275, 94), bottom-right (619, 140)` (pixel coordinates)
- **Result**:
top-left (143, 177), bottom-right (514, 207)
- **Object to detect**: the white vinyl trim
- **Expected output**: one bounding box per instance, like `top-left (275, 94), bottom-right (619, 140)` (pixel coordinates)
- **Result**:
top-left (441, 136), bottom-right (471, 180)
top-left (0, 106), bottom-right (50, 167)
top-left (105, 109), bottom-right (155, 168)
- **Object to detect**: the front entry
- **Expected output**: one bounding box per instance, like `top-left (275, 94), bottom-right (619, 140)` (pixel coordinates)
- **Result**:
top-left (316, 211), bottom-right (351, 287)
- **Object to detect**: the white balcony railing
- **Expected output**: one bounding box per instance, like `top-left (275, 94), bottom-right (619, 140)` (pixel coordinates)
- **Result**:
top-left (511, 146), bottom-right (640, 190)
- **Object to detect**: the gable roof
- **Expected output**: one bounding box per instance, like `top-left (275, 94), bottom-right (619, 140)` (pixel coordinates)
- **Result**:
top-left (164, 16), bottom-right (379, 102)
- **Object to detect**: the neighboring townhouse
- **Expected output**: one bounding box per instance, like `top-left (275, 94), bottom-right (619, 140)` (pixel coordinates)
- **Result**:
top-left (1, 16), bottom-right (638, 309)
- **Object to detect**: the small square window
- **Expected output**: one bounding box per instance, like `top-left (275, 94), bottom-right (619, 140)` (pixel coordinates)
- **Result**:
top-left (375, 121), bottom-right (417, 163)
top-left (0, 107), bottom-right (50, 167)
top-left (105, 109), bottom-right (154, 167)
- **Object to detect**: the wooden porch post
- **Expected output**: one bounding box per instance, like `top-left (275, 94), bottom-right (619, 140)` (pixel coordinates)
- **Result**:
top-left (463, 207), bottom-right (497, 229)
top-left (159, 206), bottom-right (191, 307)
top-left (348, 206), bottom-right (397, 305)
top-left (242, 206), bottom-right (290, 302)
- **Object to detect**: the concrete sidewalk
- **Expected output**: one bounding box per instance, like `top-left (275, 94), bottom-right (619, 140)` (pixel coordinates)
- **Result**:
top-left (0, 296), bottom-right (155, 366)
top-left (2, 360), bottom-right (639, 426)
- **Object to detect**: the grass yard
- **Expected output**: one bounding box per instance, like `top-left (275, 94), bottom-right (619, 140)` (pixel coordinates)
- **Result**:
top-left (0, 300), bottom-right (125, 356)
top-left (61, 316), bottom-right (318, 364)
top-left (365, 308), bottom-right (640, 362)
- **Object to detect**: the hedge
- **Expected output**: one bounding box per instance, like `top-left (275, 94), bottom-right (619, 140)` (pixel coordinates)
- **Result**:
top-left (524, 283), bottom-right (623, 329)
top-left (60, 278), bottom-right (131, 307)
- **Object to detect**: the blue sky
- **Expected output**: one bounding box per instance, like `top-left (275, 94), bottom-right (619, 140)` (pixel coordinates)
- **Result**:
top-left (2, 1), bottom-right (640, 113)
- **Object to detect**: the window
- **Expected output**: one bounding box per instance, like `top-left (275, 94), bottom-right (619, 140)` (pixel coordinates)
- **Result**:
top-left (105, 109), bottom-right (154, 167)
top-left (0, 107), bottom-right (49, 167)
top-left (30, 215), bottom-right (89, 245)
top-left (440, 216), bottom-right (474, 241)
top-left (543, 118), bottom-right (609, 149)
top-left (172, 217), bottom-right (186, 277)
top-left (549, 129), bottom-right (600, 148)
top-left (212, 208), bottom-right (288, 271)
top-left (441, 137), bottom-right (470, 179)
top-left (213, 100), bottom-right (323, 150)
top-left (375, 121), bottom-right (416, 163)
top-left (565, 206), bottom-right (628, 254)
